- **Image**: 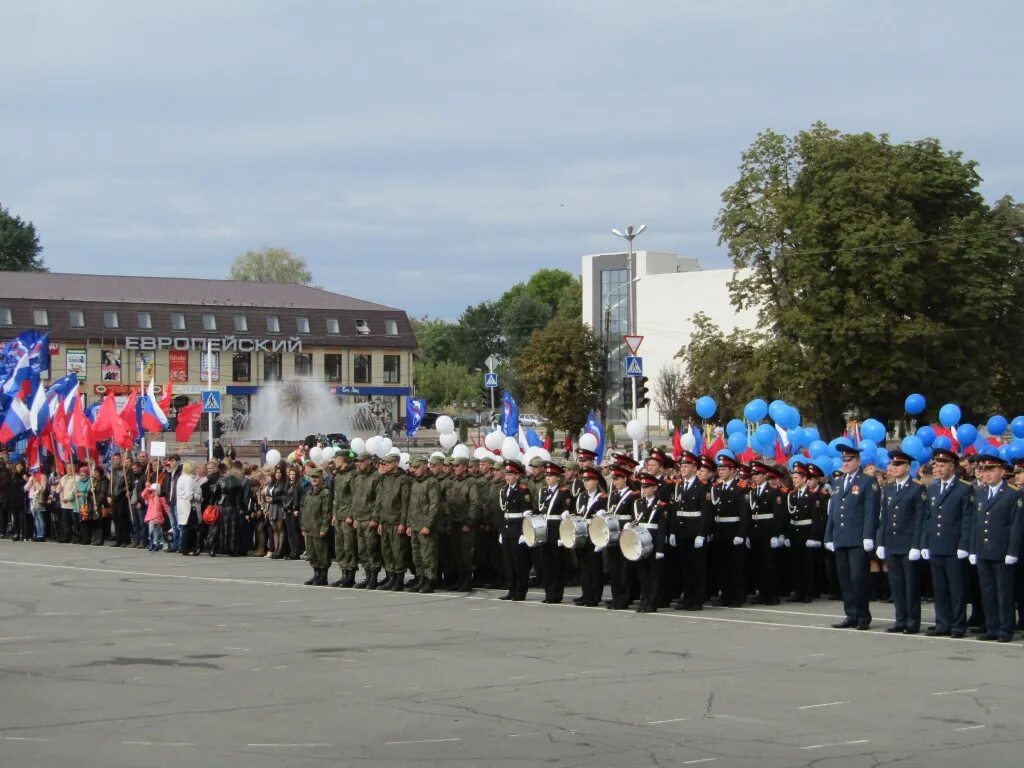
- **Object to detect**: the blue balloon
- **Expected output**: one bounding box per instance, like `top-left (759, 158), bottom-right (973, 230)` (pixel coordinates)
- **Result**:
top-left (727, 431), bottom-right (747, 454)
top-left (776, 405), bottom-right (800, 430)
top-left (901, 435), bottom-right (924, 460)
top-left (1007, 439), bottom-right (1024, 461)
top-left (811, 458), bottom-right (830, 477)
top-left (1012, 416), bottom-right (1024, 439)
top-left (768, 399), bottom-right (788, 423)
top-left (858, 439), bottom-right (877, 456)
top-left (905, 393), bottom-right (926, 415)
top-left (744, 399), bottom-right (768, 422)
top-left (918, 447), bottom-right (933, 464)
top-left (910, 460), bottom-right (921, 477)
top-left (787, 427), bottom-right (805, 450)
top-left (932, 436), bottom-right (953, 451)
top-left (875, 448), bottom-right (890, 469)
top-left (804, 426), bottom-right (820, 444)
top-left (695, 396), bottom-right (717, 419)
top-left (808, 439), bottom-right (829, 457)
top-left (956, 423), bottom-right (977, 447)
top-left (861, 450), bottom-right (876, 467)
top-left (831, 457), bottom-right (844, 474)
top-left (987, 415), bottom-right (1008, 437)
top-left (726, 419), bottom-right (745, 436)
top-left (755, 423), bottom-right (777, 448)
top-left (999, 445), bottom-right (1011, 462)
top-left (978, 443), bottom-right (998, 458)
top-left (938, 403), bottom-right (961, 427)
top-left (861, 418), bottom-right (886, 443)
top-left (916, 425), bottom-right (936, 447)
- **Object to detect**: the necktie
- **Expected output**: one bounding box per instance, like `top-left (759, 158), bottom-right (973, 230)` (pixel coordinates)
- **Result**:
top-left (940, 482), bottom-right (947, 496)
top-left (844, 475), bottom-right (851, 492)
top-left (989, 488), bottom-right (995, 501)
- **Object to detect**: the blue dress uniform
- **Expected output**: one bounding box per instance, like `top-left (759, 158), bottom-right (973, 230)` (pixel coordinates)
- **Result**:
top-left (969, 468), bottom-right (1024, 641)
top-left (876, 471), bottom-right (928, 633)
top-left (824, 444), bottom-right (881, 629)
top-left (922, 455), bottom-right (974, 637)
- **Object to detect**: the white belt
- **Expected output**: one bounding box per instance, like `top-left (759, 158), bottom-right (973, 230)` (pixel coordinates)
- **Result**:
top-left (504, 513), bottom-right (524, 519)
top-left (545, 514), bottom-right (562, 520)
top-left (791, 519), bottom-right (812, 527)
top-left (616, 514), bottom-right (632, 521)
top-left (678, 511), bottom-right (701, 518)
top-left (751, 513), bottom-right (774, 521)
top-left (641, 522), bottom-right (659, 530)
top-left (716, 516), bottom-right (740, 523)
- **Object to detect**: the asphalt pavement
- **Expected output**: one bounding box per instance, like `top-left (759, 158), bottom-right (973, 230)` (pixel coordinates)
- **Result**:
top-left (1, 542), bottom-right (1022, 768)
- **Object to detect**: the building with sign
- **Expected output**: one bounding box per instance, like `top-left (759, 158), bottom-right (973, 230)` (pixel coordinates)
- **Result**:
top-left (0, 272), bottom-right (418, 436)
top-left (581, 251), bottom-right (757, 425)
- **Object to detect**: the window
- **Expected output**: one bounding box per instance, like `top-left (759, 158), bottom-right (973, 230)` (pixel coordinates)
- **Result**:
top-left (383, 354), bottom-right (400, 383)
top-left (137, 312), bottom-right (152, 329)
top-left (171, 313), bottom-right (185, 331)
top-left (68, 310), bottom-right (85, 327)
top-left (103, 311), bottom-right (119, 329)
top-left (324, 354), bottom-right (342, 382)
top-left (266, 316), bottom-right (280, 333)
top-left (264, 352), bottom-right (282, 381)
top-left (294, 353), bottom-right (313, 376)
top-left (202, 314), bottom-right (217, 331)
top-left (355, 319), bottom-right (370, 335)
top-left (325, 318), bottom-right (340, 335)
top-left (354, 354), bottom-right (371, 383)
top-left (232, 353), bottom-right (251, 382)
top-left (33, 309), bottom-right (49, 326)
top-left (296, 317), bottom-right (310, 334)
top-left (384, 319), bottom-right (398, 336)
top-left (233, 315), bottom-right (248, 332)
top-left (0, 309), bottom-right (11, 326)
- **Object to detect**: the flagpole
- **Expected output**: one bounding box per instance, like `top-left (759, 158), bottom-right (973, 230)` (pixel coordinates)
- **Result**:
top-left (206, 341), bottom-right (214, 462)
top-left (138, 353), bottom-right (146, 454)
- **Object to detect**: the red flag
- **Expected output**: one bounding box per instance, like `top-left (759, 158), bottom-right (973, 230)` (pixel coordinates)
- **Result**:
top-left (112, 408), bottom-right (135, 449)
top-left (44, 433), bottom-right (65, 476)
top-left (52, 402), bottom-right (72, 458)
top-left (174, 402), bottom-right (203, 442)
top-left (92, 393), bottom-right (118, 441)
top-left (71, 397), bottom-right (94, 457)
top-left (672, 427), bottom-right (683, 460)
top-left (705, 433), bottom-right (725, 458)
top-left (119, 391), bottom-right (139, 437)
top-left (157, 379), bottom-right (173, 415)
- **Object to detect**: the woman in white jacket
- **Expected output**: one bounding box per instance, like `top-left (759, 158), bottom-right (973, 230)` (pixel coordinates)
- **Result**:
top-left (175, 462), bottom-right (202, 556)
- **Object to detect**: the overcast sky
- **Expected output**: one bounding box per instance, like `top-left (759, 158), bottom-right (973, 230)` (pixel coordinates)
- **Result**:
top-left (3, 1), bottom-right (1020, 319)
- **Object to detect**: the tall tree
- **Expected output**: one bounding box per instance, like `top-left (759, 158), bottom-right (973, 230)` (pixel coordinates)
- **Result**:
top-left (413, 360), bottom-right (479, 410)
top-left (652, 363), bottom-right (694, 430)
top-left (513, 317), bottom-right (603, 435)
top-left (229, 246), bottom-right (313, 284)
top-left (0, 203), bottom-right (46, 272)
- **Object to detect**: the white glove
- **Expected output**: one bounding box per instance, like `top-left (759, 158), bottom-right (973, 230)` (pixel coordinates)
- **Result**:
top-left (745, 537), bottom-right (751, 549)
top-left (969, 554), bottom-right (977, 565)
top-left (921, 548), bottom-right (930, 560)
top-left (596, 510), bottom-right (606, 517)
top-left (875, 546), bottom-right (886, 560)
top-left (956, 549), bottom-right (968, 560)
top-left (561, 511), bottom-right (569, 520)
top-left (825, 542), bottom-right (835, 552)
top-left (523, 511), bottom-right (532, 518)
top-left (624, 522), bottom-right (633, 530)
top-left (594, 545), bottom-right (604, 553)
top-left (557, 540), bottom-right (564, 548)
top-left (769, 536), bottom-right (780, 549)
top-left (732, 536), bottom-right (744, 546)
top-left (783, 537), bottom-right (791, 548)
top-left (498, 534), bottom-right (503, 544)
top-left (1006, 555), bottom-right (1019, 565)
top-left (517, 535), bottom-right (526, 545)
top-left (655, 552), bottom-right (665, 560)
top-left (669, 534), bottom-right (677, 547)
top-left (694, 535), bottom-right (705, 549)
top-left (863, 539), bottom-right (874, 552)
top-left (806, 539), bottom-right (821, 549)
top-left (908, 548), bottom-right (921, 561)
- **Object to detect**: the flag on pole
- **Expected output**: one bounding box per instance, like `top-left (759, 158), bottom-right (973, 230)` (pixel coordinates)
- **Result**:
top-left (405, 397), bottom-right (426, 437)
top-left (174, 402), bottom-right (203, 443)
top-left (0, 394), bottom-right (32, 444)
top-left (140, 378), bottom-right (169, 433)
top-left (583, 410), bottom-right (605, 465)
top-left (501, 391), bottom-right (519, 437)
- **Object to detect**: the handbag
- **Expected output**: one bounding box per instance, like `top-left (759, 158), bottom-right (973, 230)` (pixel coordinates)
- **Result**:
top-left (79, 504), bottom-right (90, 522)
top-left (202, 504), bottom-right (221, 525)
top-left (101, 506), bottom-right (113, 519)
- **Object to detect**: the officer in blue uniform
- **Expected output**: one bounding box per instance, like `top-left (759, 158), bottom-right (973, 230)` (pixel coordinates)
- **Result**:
top-left (824, 441), bottom-right (881, 629)
top-left (922, 447), bottom-right (974, 637)
top-left (968, 456), bottom-right (1024, 642)
top-left (875, 450), bottom-right (927, 634)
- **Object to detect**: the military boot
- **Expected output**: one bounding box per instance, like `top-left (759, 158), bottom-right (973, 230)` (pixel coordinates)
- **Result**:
top-left (404, 574), bottom-right (421, 590)
top-left (304, 571), bottom-right (317, 586)
top-left (341, 569), bottom-right (357, 588)
top-left (318, 568), bottom-right (331, 586)
top-left (355, 569), bottom-right (372, 589)
top-left (379, 571), bottom-right (395, 590)
top-left (391, 570), bottom-right (405, 591)
top-left (366, 570), bottom-right (379, 590)
top-left (418, 580), bottom-right (435, 594)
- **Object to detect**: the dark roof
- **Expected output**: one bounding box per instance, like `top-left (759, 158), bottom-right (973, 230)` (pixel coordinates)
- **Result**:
top-left (0, 272), bottom-right (399, 311)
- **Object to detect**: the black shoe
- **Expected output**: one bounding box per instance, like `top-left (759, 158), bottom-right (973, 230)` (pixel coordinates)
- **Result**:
top-left (856, 621), bottom-right (871, 630)
top-left (885, 625), bottom-right (907, 633)
top-left (304, 574), bottom-right (317, 585)
top-left (354, 575), bottom-right (371, 589)
top-left (391, 571), bottom-right (405, 591)
top-left (366, 572), bottom-right (379, 590)
top-left (330, 579), bottom-right (345, 588)
top-left (977, 634), bottom-right (998, 641)
top-left (419, 583), bottom-right (435, 594)
top-left (404, 577), bottom-right (421, 590)
top-left (832, 620), bottom-right (854, 629)
top-left (499, 593), bottom-right (513, 600)
top-left (903, 627), bottom-right (920, 635)
top-left (572, 597), bottom-right (586, 605)
top-left (926, 629), bottom-right (951, 637)
top-left (378, 572), bottom-right (395, 590)
top-left (950, 630), bottom-right (965, 638)
top-left (997, 635), bottom-right (1012, 643)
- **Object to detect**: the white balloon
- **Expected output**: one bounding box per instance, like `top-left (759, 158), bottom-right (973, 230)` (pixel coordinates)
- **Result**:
top-left (524, 446), bottom-right (542, 460)
top-left (399, 452), bottom-right (410, 470)
top-left (538, 449), bottom-right (551, 462)
top-left (349, 437), bottom-right (366, 455)
top-left (436, 415), bottom-right (455, 435)
top-left (680, 433), bottom-right (696, 451)
top-left (387, 447), bottom-right (401, 458)
top-left (322, 447), bottom-right (337, 461)
top-left (626, 419), bottom-right (646, 441)
top-left (473, 446), bottom-right (489, 460)
top-left (380, 437), bottom-right (393, 454)
top-left (579, 433), bottom-right (598, 452)
top-left (501, 436), bottom-right (520, 460)
top-left (309, 446), bottom-right (324, 465)
top-left (364, 436), bottom-right (380, 456)
top-left (484, 430), bottom-right (504, 451)
top-left (439, 432), bottom-right (458, 450)
top-left (452, 444), bottom-right (470, 459)
top-left (265, 449), bottom-right (281, 467)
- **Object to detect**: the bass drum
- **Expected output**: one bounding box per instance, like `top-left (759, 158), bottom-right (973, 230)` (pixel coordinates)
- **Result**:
top-left (559, 516), bottom-right (589, 549)
top-left (620, 526), bottom-right (654, 562)
top-left (588, 515), bottom-right (620, 548)
top-left (522, 516), bottom-right (548, 548)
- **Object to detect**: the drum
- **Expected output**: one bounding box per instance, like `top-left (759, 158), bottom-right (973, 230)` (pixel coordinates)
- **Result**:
top-left (559, 516), bottom-right (588, 549)
top-left (620, 526), bottom-right (654, 562)
top-left (522, 516), bottom-right (548, 548)
top-left (588, 515), bottom-right (620, 548)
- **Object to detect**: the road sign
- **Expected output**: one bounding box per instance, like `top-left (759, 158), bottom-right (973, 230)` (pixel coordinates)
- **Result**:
top-left (485, 354), bottom-right (500, 372)
top-left (625, 356), bottom-right (643, 377)
top-left (623, 334), bottom-right (644, 355)
top-left (484, 372), bottom-right (498, 388)
top-left (201, 390), bottom-right (222, 414)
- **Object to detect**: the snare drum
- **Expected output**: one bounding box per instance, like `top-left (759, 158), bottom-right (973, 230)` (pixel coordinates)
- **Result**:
top-left (620, 526), bottom-right (654, 561)
top-left (522, 516), bottom-right (548, 548)
top-left (559, 516), bottom-right (589, 549)
top-left (588, 515), bottom-right (620, 548)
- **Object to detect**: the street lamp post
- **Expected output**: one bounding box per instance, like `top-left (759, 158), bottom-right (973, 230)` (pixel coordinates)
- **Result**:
top-left (612, 225), bottom-right (646, 461)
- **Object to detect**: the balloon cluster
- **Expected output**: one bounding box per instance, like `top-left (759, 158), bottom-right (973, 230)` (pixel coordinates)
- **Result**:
top-left (481, 427), bottom-right (551, 466)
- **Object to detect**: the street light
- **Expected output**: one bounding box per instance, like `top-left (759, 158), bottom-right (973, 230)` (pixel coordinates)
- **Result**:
top-left (612, 225), bottom-right (646, 460)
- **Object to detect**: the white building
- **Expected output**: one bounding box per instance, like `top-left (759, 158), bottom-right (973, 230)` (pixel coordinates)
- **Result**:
top-left (581, 250), bottom-right (758, 425)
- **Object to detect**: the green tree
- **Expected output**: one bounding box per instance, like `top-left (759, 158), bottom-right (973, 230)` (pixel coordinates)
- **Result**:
top-left (555, 277), bottom-right (583, 319)
top-left (413, 360), bottom-right (479, 410)
top-left (411, 316), bottom-right (460, 364)
top-left (0, 203), bottom-right (46, 272)
top-left (652, 363), bottom-right (695, 430)
top-left (716, 124), bottom-right (1024, 436)
top-left (229, 246), bottom-right (313, 284)
top-left (513, 317), bottom-right (603, 435)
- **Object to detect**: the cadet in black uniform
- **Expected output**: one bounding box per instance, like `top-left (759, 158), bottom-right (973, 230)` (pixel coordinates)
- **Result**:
top-left (786, 460), bottom-right (826, 602)
top-left (711, 451), bottom-right (748, 607)
top-left (670, 450), bottom-right (714, 610)
top-left (498, 460), bottom-right (532, 601)
top-left (747, 461), bottom-right (786, 605)
top-left (602, 465), bottom-right (636, 610)
top-left (538, 462), bottom-right (571, 603)
top-left (629, 472), bottom-right (668, 612)
top-left (573, 465), bottom-right (608, 607)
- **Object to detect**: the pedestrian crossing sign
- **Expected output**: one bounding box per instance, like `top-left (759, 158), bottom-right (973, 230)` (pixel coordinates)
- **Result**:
top-left (625, 356), bottom-right (643, 376)
top-left (484, 372), bottom-right (498, 388)
top-left (202, 390), bottom-right (222, 413)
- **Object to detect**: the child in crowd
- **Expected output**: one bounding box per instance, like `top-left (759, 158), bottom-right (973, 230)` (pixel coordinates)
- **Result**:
top-left (141, 483), bottom-right (169, 552)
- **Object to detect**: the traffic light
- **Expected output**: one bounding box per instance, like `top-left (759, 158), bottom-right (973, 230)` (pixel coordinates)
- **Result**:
top-left (637, 376), bottom-right (650, 408)
top-left (621, 377), bottom-right (633, 411)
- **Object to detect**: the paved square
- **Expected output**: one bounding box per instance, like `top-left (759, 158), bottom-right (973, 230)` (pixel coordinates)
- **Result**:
top-left (1, 542), bottom-right (1022, 767)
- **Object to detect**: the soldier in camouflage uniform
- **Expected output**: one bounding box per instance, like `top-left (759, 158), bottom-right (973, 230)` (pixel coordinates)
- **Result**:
top-left (300, 469), bottom-right (333, 586)
top-left (445, 457), bottom-right (479, 592)
top-left (406, 457), bottom-right (441, 592)
top-left (374, 453), bottom-right (411, 590)
top-left (351, 452), bottom-right (382, 589)
top-left (428, 456), bottom-right (451, 589)
top-left (330, 451), bottom-right (358, 587)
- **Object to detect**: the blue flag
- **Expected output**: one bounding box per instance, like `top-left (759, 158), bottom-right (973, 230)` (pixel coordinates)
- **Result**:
top-left (584, 410), bottom-right (605, 465)
top-left (525, 427), bottom-right (543, 448)
top-left (406, 397), bottom-right (426, 437)
top-left (501, 391), bottom-right (519, 437)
